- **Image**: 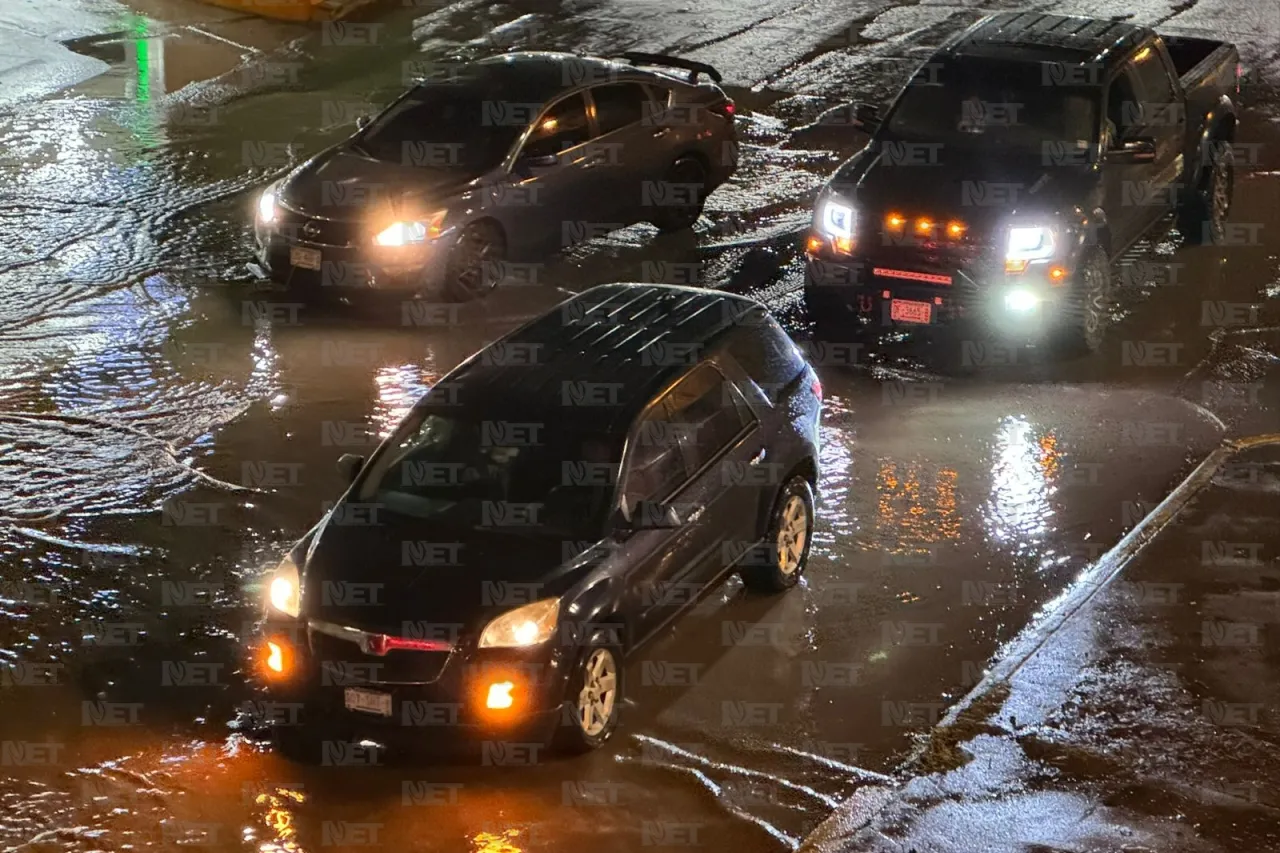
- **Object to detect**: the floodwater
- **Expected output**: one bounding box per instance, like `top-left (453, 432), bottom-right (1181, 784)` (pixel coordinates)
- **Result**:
top-left (2, 0), bottom-right (1279, 850)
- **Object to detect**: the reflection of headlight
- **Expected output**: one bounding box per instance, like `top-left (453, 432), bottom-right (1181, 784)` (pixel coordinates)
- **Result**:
top-left (267, 556), bottom-right (301, 618)
top-left (818, 197), bottom-right (856, 238)
top-left (478, 598), bottom-right (560, 648)
top-left (257, 188), bottom-right (278, 224)
top-left (373, 210), bottom-right (447, 246)
top-left (1004, 288), bottom-right (1040, 312)
top-left (1006, 226), bottom-right (1055, 260)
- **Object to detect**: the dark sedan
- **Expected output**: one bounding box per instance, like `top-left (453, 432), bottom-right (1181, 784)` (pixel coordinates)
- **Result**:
top-left (253, 283), bottom-right (822, 758)
top-left (253, 52), bottom-right (738, 301)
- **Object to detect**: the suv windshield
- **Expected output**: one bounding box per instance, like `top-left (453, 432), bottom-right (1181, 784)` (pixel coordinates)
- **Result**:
top-left (357, 82), bottom-right (526, 171)
top-left (355, 408), bottom-right (619, 540)
top-left (885, 59), bottom-right (1099, 152)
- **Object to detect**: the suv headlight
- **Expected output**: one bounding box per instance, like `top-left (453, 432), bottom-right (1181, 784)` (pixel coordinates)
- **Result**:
top-left (478, 598), bottom-right (560, 648)
top-left (267, 555), bottom-right (301, 618)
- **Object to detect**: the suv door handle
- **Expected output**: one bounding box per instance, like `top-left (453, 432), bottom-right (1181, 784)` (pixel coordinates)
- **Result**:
top-left (685, 505), bottom-right (705, 524)
top-left (651, 127), bottom-right (671, 138)
top-left (749, 447), bottom-right (767, 466)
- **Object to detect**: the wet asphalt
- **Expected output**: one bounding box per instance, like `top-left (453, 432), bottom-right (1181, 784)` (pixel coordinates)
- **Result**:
top-left (2, 0), bottom-right (1280, 850)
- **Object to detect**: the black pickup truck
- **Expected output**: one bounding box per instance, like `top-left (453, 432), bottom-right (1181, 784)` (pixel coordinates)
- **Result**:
top-left (804, 12), bottom-right (1242, 352)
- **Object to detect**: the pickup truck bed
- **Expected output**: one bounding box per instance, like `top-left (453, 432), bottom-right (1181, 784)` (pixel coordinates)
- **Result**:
top-left (1165, 35), bottom-right (1239, 94)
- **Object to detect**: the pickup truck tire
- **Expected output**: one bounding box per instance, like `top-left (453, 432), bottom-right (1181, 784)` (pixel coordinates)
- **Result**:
top-left (1178, 145), bottom-right (1234, 245)
top-left (1058, 246), bottom-right (1111, 355)
top-left (649, 157), bottom-right (707, 233)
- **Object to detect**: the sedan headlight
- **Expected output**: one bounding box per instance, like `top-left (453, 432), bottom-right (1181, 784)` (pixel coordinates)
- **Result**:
top-left (373, 210), bottom-right (447, 247)
top-left (257, 187), bottom-right (279, 225)
top-left (478, 598), bottom-right (560, 649)
top-left (267, 555), bottom-right (301, 618)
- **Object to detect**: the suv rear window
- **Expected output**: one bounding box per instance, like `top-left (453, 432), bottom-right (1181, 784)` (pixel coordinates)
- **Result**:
top-left (724, 319), bottom-right (805, 401)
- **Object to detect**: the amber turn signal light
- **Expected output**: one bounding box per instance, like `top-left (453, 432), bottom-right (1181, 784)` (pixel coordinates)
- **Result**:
top-left (1048, 265), bottom-right (1067, 284)
top-left (486, 681), bottom-right (515, 710)
top-left (946, 220), bottom-right (965, 238)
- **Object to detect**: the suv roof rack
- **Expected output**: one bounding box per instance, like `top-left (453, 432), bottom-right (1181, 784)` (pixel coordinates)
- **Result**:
top-left (615, 52), bottom-right (723, 84)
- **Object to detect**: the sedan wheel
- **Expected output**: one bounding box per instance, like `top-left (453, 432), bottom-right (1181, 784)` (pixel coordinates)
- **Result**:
top-left (444, 221), bottom-right (505, 302)
top-left (648, 157), bottom-right (708, 233)
top-left (554, 644), bottom-right (623, 753)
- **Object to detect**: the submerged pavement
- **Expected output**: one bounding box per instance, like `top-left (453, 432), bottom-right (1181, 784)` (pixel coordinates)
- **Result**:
top-left (802, 428), bottom-right (1280, 853)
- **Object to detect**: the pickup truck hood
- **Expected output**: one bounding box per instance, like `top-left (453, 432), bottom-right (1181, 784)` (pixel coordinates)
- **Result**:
top-left (280, 146), bottom-right (477, 219)
top-left (831, 143), bottom-right (1098, 235)
top-left (299, 508), bottom-right (593, 636)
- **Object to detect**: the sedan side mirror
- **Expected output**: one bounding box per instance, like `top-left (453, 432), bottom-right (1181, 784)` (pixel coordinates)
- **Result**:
top-left (1105, 136), bottom-right (1157, 164)
top-left (337, 453), bottom-right (365, 485)
top-left (355, 115), bottom-right (371, 131)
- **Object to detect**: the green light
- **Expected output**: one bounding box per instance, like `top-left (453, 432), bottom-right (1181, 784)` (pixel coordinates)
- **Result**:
top-left (135, 38), bottom-right (149, 103)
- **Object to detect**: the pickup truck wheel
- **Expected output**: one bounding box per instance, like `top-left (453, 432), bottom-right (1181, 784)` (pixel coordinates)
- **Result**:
top-left (742, 476), bottom-right (814, 593)
top-left (648, 157), bottom-right (707, 233)
top-left (1179, 145), bottom-right (1234, 245)
top-left (1058, 246), bottom-right (1111, 355)
top-left (444, 221), bottom-right (505, 301)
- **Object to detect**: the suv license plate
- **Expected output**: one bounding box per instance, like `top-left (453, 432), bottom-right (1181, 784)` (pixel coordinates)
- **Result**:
top-left (890, 299), bottom-right (932, 324)
top-left (290, 246), bottom-right (322, 270)
top-left (344, 688), bottom-right (392, 717)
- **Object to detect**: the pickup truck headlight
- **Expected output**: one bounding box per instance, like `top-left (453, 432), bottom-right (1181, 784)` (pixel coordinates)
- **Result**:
top-left (816, 195), bottom-right (857, 254)
top-left (267, 555), bottom-right (301, 618)
top-left (478, 598), bottom-right (560, 648)
top-left (1005, 226), bottom-right (1056, 272)
top-left (257, 187), bottom-right (278, 225)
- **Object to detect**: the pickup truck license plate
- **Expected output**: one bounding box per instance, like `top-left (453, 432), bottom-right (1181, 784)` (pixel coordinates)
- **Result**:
top-left (290, 246), bottom-right (322, 271)
top-left (344, 687), bottom-right (392, 717)
top-left (890, 299), bottom-right (933, 324)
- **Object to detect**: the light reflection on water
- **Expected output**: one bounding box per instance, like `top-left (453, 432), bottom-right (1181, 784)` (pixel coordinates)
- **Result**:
top-left (982, 415), bottom-right (1060, 557)
top-left (371, 364), bottom-right (438, 437)
top-left (875, 459), bottom-right (961, 555)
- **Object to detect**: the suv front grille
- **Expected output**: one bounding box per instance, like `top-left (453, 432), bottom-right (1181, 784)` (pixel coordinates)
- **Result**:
top-left (308, 631), bottom-right (450, 685)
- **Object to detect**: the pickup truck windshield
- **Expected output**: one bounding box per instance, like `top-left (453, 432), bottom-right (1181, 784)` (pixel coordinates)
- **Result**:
top-left (355, 409), bottom-right (619, 539)
top-left (885, 60), bottom-right (1099, 153)
top-left (357, 83), bottom-right (525, 171)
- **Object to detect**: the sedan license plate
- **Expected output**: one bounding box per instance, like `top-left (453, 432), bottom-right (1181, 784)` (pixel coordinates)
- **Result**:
top-left (890, 299), bottom-right (932, 324)
top-left (344, 687), bottom-right (392, 717)
top-left (290, 246), bottom-right (322, 271)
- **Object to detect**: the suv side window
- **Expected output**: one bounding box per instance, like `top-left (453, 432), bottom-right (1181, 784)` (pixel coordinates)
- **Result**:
top-left (620, 401), bottom-right (689, 508)
top-left (1105, 68), bottom-right (1142, 142)
top-left (522, 93), bottom-right (592, 159)
top-left (665, 364), bottom-right (755, 473)
top-left (591, 83), bottom-right (651, 135)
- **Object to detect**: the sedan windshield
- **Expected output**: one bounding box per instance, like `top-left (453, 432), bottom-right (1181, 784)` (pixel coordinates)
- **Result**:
top-left (356, 409), bottom-right (619, 540)
top-left (357, 82), bottom-right (527, 171)
top-left (885, 59), bottom-right (1099, 153)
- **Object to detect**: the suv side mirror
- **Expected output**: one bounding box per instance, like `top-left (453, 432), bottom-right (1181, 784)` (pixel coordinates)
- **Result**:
top-left (355, 115), bottom-right (371, 131)
top-left (1105, 136), bottom-right (1157, 164)
top-left (337, 453), bottom-right (365, 484)
top-left (518, 152), bottom-right (559, 170)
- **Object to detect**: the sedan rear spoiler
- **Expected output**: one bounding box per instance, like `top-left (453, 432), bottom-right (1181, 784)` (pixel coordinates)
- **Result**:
top-left (615, 52), bottom-right (723, 85)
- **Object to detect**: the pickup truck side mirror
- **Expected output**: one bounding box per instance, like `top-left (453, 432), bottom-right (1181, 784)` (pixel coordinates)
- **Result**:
top-left (851, 103), bottom-right (881, 133)
top-left (337, 453), bottom-right (365, 485)
top-left (355, 115), bottom-right (371, 131)
top-left (1105, 136), bottom-right (1157, 164)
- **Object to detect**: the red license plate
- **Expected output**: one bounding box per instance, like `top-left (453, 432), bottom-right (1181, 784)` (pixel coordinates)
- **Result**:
top-left (890, 299), bottom-right (933, 324)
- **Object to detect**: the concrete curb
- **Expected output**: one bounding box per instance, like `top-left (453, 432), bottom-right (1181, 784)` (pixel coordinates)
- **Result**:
top-left (798, 431), bottom-right (1280, 852)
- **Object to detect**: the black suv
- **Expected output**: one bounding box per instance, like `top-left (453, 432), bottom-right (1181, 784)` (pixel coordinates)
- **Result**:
top-left (254, 283), bottom-right (823, 757)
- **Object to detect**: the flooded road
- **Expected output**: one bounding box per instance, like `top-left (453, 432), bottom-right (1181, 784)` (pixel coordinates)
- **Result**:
top-left (3, 0), bottom-right (1280, 850)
